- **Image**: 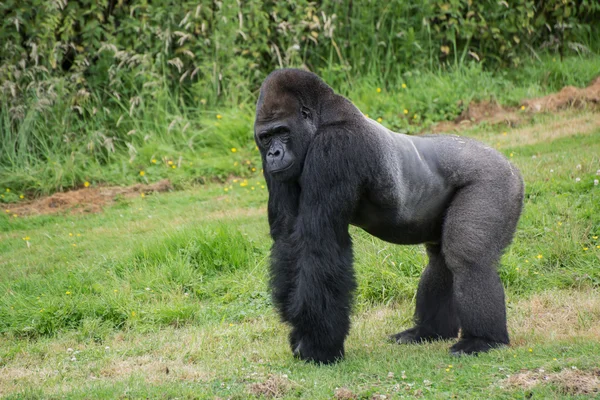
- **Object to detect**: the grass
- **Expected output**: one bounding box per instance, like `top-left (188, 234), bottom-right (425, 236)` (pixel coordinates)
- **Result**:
top-left (0, 106), bottom-right (599, 398)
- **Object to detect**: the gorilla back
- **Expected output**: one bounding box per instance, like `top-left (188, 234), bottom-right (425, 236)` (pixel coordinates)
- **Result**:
top-left (254, 69), bottom-right (524, 364)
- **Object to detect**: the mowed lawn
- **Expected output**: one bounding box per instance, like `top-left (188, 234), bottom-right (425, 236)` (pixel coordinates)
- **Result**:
top-left (1, 110), bottom-right (599, 399)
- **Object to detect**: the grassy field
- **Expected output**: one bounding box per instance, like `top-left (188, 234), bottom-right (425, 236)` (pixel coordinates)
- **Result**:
top-left (1, 108), bottom-right (600, 398)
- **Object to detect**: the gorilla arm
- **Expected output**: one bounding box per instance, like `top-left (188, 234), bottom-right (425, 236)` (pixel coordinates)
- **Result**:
top-left (281, 130), bottom-right (361, 364)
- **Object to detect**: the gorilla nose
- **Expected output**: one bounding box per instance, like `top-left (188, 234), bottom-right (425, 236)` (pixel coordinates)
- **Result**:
top-left (268, 149), bottom-right (282, 158)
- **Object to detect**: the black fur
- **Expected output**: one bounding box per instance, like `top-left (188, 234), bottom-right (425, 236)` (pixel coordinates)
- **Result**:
top-left (254, 69), bottom-right (524, 364)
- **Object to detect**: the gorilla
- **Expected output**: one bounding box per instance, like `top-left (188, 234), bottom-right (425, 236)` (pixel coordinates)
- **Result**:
top-left (254, 69), bottom-right (524, 364)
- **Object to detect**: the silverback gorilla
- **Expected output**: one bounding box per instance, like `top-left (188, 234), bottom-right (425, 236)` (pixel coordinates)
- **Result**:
top-left (254, 69), bottom-right (524, 364)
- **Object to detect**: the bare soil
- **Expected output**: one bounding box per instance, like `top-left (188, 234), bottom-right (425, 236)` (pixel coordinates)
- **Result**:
top-left (247, 374), bottom-right (295, 398)
top-left (6, 179), bottom-right (172, 216)
top-left (430, 76), bottom-right (600, 133)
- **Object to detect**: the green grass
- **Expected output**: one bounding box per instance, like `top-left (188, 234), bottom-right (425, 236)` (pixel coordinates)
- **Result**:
top-left (1, 108), bottom-right (599, 398)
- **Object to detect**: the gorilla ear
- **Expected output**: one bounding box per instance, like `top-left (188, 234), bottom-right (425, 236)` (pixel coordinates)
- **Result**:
top-left (301, 106), bottom-right (311, 120)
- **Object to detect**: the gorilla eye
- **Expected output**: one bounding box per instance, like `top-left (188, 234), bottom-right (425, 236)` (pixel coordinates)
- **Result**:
top-left (301, 107), bottom-right (311, 119)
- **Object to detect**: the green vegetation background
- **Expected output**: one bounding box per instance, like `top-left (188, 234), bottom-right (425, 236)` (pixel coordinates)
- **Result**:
top-left (1, 0), bottom-right (599, 195)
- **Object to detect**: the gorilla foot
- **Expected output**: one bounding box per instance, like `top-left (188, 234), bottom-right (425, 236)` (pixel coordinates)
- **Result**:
top-left (450, 337), bottom-right (507, 356)
top-left (390, 326), bottom-right (453, 344)
top-left (292, 338), bottom-right (344, 365)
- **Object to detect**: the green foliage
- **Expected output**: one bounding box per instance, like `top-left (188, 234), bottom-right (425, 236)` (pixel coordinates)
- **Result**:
top-left (0, 1), bottom-right (599, 195)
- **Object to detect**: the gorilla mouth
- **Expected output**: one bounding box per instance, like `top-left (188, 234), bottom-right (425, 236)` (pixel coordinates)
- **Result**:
top-left (271, 162), bottom-right (294, 173)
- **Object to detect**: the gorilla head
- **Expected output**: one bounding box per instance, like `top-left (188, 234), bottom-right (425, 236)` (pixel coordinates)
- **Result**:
top-left (254, 68), bottom-right (524, 364)
top-left (254, 69), bottom-right (334, 181)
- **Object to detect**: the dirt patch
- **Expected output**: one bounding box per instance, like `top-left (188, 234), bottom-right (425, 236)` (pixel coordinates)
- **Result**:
top-left (334, 387), bottom-right (358, 399)
top-left (524, 76), bottom-right (600, 113)
top-left (248, 374), bottom-right (295, 398)
top-left (5, 179), bottom-right (172, 216)
top-left (430, 76), bottom-right (600, 133)
top-left (503, 368), bottom-right (600, 396)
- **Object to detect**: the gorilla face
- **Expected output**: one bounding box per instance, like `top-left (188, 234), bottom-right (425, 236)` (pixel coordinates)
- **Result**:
top-left (254, 83), bottom-right (317, 182)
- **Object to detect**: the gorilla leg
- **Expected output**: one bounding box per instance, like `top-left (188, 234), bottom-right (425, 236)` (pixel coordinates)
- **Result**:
top-left (392, 244), bottom-right (459, 343)
top-left (441, 183), bottom-right (520, 355)
top-left (449, 269), bottom-right (508, 354)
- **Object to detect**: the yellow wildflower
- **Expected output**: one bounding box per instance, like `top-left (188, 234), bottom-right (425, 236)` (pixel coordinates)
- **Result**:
top-left (168, 160), bottom-right (173, 165)
top-left (583, 247), bottom-right (588, 251)
top-left (403, 109), bottom-right (409, 115)
top-left (5, 188), bottom-right (10, 192)
top-left (376, 87), bottom-right (381, 93)
top-left (139, 171), bottom-right (145, 176)
top-left (521, 105), bottom-right (526, 110)
top-left (22, 236), bottom-right (30, 241)
top-left (19, 194), bottom-right (24, 199)
top-left (141, 193), bottom-right (145, 198)
top-left (402, 83), bottom-right (407, 89)
top-left (84, 181), bottom-right (90, 188)
top-left (377, 117), bottom-right (383, 123)
top-left (231, 148), bottom-right (237, 153)
top-left (536, 254), bottom-right (543, 259)
top-left (171, 165), bottom-right (176, 169)
top-left (66, 291), bottom-right (72, 295)
top-left (151, 159), bottom-right (157, 163)
top-left (216, 114), bottom-right (222, 119)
